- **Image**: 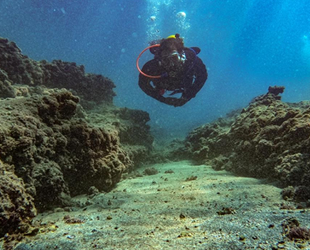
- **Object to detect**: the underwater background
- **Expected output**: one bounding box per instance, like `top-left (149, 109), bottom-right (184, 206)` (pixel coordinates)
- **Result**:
top-left (1, 0), bottom-right (310, 139)
top-left (2, 1), bottom-right (310, 249)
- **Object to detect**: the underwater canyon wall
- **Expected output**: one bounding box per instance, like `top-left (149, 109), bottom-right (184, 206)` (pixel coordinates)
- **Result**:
top-left (0, 37), bottom-right (153, 238)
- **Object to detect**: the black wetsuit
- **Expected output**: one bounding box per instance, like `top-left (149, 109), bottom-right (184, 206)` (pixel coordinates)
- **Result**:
top-left (139, 47), bottom-right (208, 107)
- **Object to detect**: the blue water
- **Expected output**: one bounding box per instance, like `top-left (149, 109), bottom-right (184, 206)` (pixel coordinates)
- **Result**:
top-left (1, 0), bottom-right (310, 139)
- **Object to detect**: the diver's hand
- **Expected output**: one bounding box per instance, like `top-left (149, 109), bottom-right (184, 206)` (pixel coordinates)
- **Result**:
top-left (161, 97), bottom-right (189, 107)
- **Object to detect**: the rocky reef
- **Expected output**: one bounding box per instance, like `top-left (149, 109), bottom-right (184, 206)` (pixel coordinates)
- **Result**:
top-left (0, 37), bottom-right (153, 242)
top-left (0, 37), bottom-right (115, 106)
top-left (0, 90), bottom-right (134, 208)
top-left (0, 161), bottom-right (37, 242)
top-left (178, 86), bottom-right (310, 203)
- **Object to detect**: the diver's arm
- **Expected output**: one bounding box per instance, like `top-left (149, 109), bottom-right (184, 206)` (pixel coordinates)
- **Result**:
top-left (139, 77), bottom-right (188, 106)
top-left (182, 57), bottom-right (208, 100)
top-left (138, 77), bottom-right (163, 100)
top-left (139, 60), bottom-right (188, 107)
top-left (139, 78), bottom-right (188, 107)
top-left (163, 50), bottom-right (207, 106)
top-left (138, 60), bottom-right (164, 99)
top-left (139, 57), bottom-right (205, 107)
top-left (159, 96), bottom-right (188, 107)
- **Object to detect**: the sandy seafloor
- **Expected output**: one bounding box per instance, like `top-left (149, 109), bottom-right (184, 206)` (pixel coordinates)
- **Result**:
top-left (4, 161), bottom-right (310, 250)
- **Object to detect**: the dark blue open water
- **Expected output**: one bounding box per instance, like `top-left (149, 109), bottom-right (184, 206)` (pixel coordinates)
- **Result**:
top-left (1, 0), bottom-right (310, 139)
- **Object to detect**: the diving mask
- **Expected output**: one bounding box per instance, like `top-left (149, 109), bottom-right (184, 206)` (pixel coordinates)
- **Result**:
top-left (160, 50), bottom-right (186, 70)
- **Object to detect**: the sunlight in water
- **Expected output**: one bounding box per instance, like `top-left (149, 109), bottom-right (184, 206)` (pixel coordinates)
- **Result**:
top-left (146, 0), bottom-right (190, 42)
top-left (302, 35), bottom-right (310, 68)
top-left (146, 3), bottom-right (162, 42)
top-left (147, 0), bottom-right (173, 6)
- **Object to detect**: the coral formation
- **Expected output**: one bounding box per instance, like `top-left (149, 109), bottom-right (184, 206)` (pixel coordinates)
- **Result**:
top-left (0, 37), bottom-right (154, 241)
top-left (85, 105), bottom-right (153, 168)
top-left (0, 37), bottom-right (115, 105)
top-left (0, 161), bottom-right (36, 238)
top-left (282, 217), bottom-right (310, 241)
top-left (180, 87), bottom-right (310, 202)
top-left (0, 90), bottom-right (133, 211)
top-left (268, 85), bottom-right (285, 97)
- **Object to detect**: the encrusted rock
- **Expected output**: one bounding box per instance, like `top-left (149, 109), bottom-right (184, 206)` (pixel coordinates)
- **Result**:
top-left (0, 37), bottom-right (115, 105)
top-left (0, 90), bottom-right (134, 210)
top-left (182, 86), bottom-right (310, 202)
top-left (0, 161), bottom-right (37, 238)
top-left (268, 85), bottom-right (285, 96)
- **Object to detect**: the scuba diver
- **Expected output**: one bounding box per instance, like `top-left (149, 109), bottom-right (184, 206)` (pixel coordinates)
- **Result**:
top-left (136, 34), bottom-right (208, 107)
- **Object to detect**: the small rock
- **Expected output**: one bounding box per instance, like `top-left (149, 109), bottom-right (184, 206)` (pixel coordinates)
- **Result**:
top-left (185, 176), bottom-right (197, 181)
top-left (143, 167), bottom-right (159, 175)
